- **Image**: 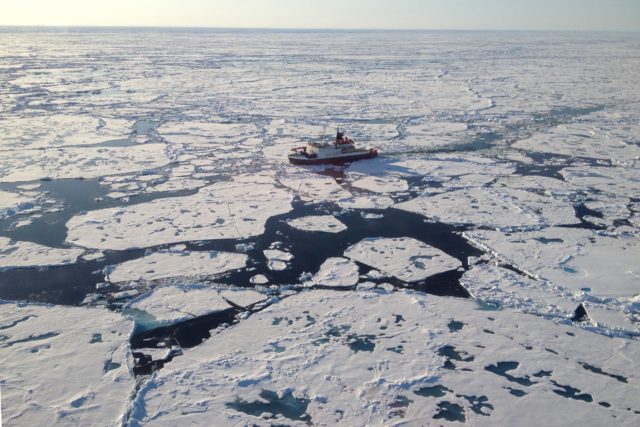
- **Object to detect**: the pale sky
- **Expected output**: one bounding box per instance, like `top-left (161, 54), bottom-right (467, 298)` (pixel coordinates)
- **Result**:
top-left (2, 0), bottom-right (639, 31)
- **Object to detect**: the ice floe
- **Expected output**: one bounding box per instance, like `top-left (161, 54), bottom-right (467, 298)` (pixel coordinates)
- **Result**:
top-left (464, 228), bottom-right (640, 298)
top-left (0, 237), bottom-right (84, 270)
top-left (128, 290), bottom-right (640, 426)
top-left (351, 175), bottom-right (409, 194)
top-left (105, 250), bottom-right (247, 283)
top-left (286, 215), bottom-right (347, 233)
top-left (307, 257), bottom-right (360, 287)
top-left (264, 249), bottom-right (294, 271)
top-left (0, 144), bottom-right (170, 182)
top-left (126, 284), bottom-right (262, 326)
top-left (344, 237), bottom-right (462, 282)
top-left (0, 302), bottom-right (134, 426)
top-left (395, 186), bottom-right (577, 229)
top-left (66, 178), bottom-right (292, 250)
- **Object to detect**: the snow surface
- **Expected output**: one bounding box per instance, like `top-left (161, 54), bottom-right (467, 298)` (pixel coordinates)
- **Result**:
top-left (286, 215), bottom-right (347, 233)
top-left (126, 284), bottom-right (263, 326)
top-left (105, 250), bottom-right (247, 283)
top-left (0, 237), bottom-right (84, 270)
top-left (0, 301), bottom-right (135, 426)
top-left (344, 237), bottom-right (462, 282)
top-left (465, 228), bottom-right (640, 298)
top-left (307, 257), bottom-right (360, 287)
top-left (66, 178), bottom-right (293, 250)
top-left (128, 290), bottom-right (640, 426)
top-left (395, 186), bottom-right (578, 229)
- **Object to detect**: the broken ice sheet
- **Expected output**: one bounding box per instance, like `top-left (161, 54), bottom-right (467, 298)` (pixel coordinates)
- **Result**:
top-left (0, 237), bottom-right (84, 270)
top-left (0, 143), bottom-right (170, 182)
top-left (306, 257), bottom-right (359, 287)
top-left (66, 177), bottom-right (292, 250)
top-left (395, 185), bottom-right (577, 229)
top-left (350, 175), bottom-right (409, 194)
top-left (465, 228), bottom-right (640, 298)
top-left (344, 237), bottom-right (461, 282)
top-left (0, 302), bottom-right (135, 426)
top-left (105, 250), bottom-right (247, 283)
top-left (286, 215), bottom-right (347, 233)
top-left (264, 249), bottom-right (294, 271)
top-left (561, 165), bottom-right (640, 199)
top-left (126, 284), bottom-right (264, 326)
top-left (128, 290), bottom-right (640, 426)
top-left (512, 123), bottom-right (640, 164)
top-left (0, 114), bottom-right (133, 149)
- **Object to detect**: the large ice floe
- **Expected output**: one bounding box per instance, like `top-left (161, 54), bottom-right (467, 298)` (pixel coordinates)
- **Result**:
top-left (0, 144), bottom-right (169, 182)
top-left (126, 284), bottom-right (265, 326)
top-left (128, 290), bottom-right (640, 426)
top-left (105, 250), bottom-right (247, 283)
top-left (0, 237), bottom-right (84, 270)
top-left (395, 186), bottom-right (578, 229)
top-left (286, 215), bottom-right (347, 233)
top-left (464, 228), bottom-right (640, 298)
top-left (0, 301), bottom-right (135, 426)
top-left (344, 237), bottom-right (462, 282)
top-left (66, 177), bottom-right (292, 250)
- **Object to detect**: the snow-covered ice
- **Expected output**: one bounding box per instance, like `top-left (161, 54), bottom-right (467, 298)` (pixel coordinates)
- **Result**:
top-left (66, 178), bottom-right (293, 250)
top-left (0, 237), bottom-right (84, 270)
top-left (127, 284), bottom-right (236, 325)
top-left (105, 250), bottom-right (247, 283)
top-left (286, 215), bottom-right (347, 233)
top-left (0, 301), bottom-right (135, 426)
top-left (344, 237), bottom-right (462, 282)
top-left (465, 228), bottom-right (640, 298)
top-left (307, 257), bottom-right (360, 287)
top-left (128, 290), bottom-right (640, 426)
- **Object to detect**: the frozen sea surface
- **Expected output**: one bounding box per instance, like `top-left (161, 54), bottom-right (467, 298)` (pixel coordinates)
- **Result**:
top-left (0, 28), bottom-right (639, 426)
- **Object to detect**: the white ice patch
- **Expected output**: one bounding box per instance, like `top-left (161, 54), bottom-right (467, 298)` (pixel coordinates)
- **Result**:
top-left (0, 302), bottom-right (134, 426)
top-left (66, 178), bottom-right (292, 250)
top-left (512, 123), bottom-right (640, 163)
top-left (0, 114), bottom-right (132, 149)
top-left (0, 143), bottom-right (169, 182)
top-left (128, 290), bottom-right (640, 426)
top-left (126, 284), bottom-right (233, 325)
top-left (307, 257), bottom-right (359, 287)
top-left (0, 237), bottom-right (84, 270)
top-left (351, 175), bottom-right (409, 194)
top-left (465, 228), bottom-right (640, 298)
top-left (279, 174), bottom-right (351, 203)
top-left (344, 237), bottom-right (461, 282)
top-left (264, 249), bottom-right (294, 271)
top-left (105, 250), bottom-right (247, 283)
top-left (561, 166), bottom-right (640, 199)
top-left (395, 186), bottom-right (577, 229)
top-left (286, 215), bottom-right (347, 233)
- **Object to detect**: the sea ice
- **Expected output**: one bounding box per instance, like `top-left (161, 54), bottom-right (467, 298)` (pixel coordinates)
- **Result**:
top-left (395, 186), bottom-right (577, 229)
top-left (344, 237), bottom-right (462, 282)
top-left (0, 302), bottom-right (134, 426)
top-left (105, 250), bottom-right (247, 283)
top-left (0, 144), bottom-right (170, 182)
top-left (464, 228), bottom-right (640, 297)
top-left (128, 290), bottom-right (640, 426)
top-left (66, 178), bottom-right (292, 250)
top-left (306, 257), bottom-right (359, 287)
top-left (350, 175), bottom-right (409, 194)
top-left (126, 284), bottom-right (235, 325)
top-left (286, 215), bottom-right (347, 233)
top-left (0, 237), bottom-right (84, 270)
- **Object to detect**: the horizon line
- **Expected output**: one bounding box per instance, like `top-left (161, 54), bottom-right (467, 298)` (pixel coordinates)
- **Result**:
top-left (1, 24), bottom-right (638, 34)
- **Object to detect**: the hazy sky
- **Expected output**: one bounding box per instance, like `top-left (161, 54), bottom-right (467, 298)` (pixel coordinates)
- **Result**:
top-left (3, 0), bottom-right (639, 31)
